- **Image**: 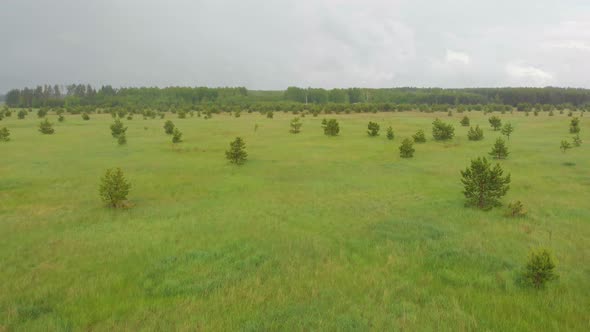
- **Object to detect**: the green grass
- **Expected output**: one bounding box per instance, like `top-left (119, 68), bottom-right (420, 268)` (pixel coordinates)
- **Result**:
top-left (1, 111), bottom-right (589, 331)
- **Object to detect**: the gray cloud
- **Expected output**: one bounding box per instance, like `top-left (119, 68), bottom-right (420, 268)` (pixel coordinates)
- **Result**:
top-left (1, 0), bottom-right (589, 92)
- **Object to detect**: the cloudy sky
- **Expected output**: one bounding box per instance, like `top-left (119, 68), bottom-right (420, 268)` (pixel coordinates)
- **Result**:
top-left (1, 0), bottom-right (589, 92)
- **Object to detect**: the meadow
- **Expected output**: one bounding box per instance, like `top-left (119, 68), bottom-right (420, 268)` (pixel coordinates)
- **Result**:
top-left (0, 110), bottom-right (589, 331)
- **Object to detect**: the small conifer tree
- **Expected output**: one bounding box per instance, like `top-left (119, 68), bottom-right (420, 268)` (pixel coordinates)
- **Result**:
top-left (560, 140), bottom-right (571, 152)
top-left (99, 168), bottom-right (131, 208)
top-left (38, 119), bottom-right (55, 135)
top-left (572, 134), bottom-right (582, 147)
top-left (460, 157), bottom-right (511, 209)
top-left (290, 117), bottom-right (303, 134)
top-left (399, 138), bottom-right (415, 158)
top-left (489, 137), bottom-right (509, 159)
top-left (226, 137), bottom-right (248, 164)
top-left (0, 127), bottom-right (10, 142)
top-left (413, 129), bottom-right (426, 143)
top-left (82, 112), bottom-right (90, 120)
top-left (172, 128), bottom-right (183, 143)
top-left (523, 248), bottom-right (558, 289)
top-left (501, 123), bottom-right (514, 140)
top-left (432, 118), bottom-right (455, 140)
top-left (467, 125), bottom-right (484, 141)
top-left (569, 117), bottom-right (580, 134)
top-left (367, 121), bottom-right (380, 136)
top-left (460, 116), bottom-right (470, 126)
top-left (164, 120), bottom-right (175, 135)
top-left (489, 115), bottom-right (502, 131)
top-left (322, 119), bottom-right (340, 136)
top-left (386, 126), bottom-right (394, 140)
top-left (110, 118), bottom-right (127, 138)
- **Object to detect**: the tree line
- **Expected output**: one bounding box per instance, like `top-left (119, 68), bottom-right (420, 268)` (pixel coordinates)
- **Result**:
top-left (5, 85), bottom-right (590, 109)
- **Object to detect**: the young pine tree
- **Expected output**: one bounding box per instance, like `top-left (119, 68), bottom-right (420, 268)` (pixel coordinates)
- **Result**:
top-left (38, 119), bottom-right (55, 135)
top-left (523, 248), bottom-right (558, 289)
top-left (489, 115), bottom-right (502, 131)
top-left (501, 123), bottom-right (514, 140)
top-left (460, 116), bottom-right (470, 126)
top-left (572, 134), bottom-right (582, 147)
top-left (569, 117), bottom-right (580, 134)
top-left (322, 119), bottom-right (340, 136)
top-left (172, 127), bottom-right (183, 143)
top-left (290, 117), bottom-right (303, 134)
top-left (399, 138), bottom-right (415, 158)
top-left (432, 118), bottom-right (455, 140)
top-left (0, 127), bottom-right (10, 142)
top-left (367, 121), bottom-right (380, 136)
top-left (82, 112), bottom-right (90, 120)
top-left (110, 118), bottom-right (127, 138)
top-left (460, 157), bottom-right (511, 209)
top-left (58, 115), bottom-right (65, 122)
top-left (413, 129), bottom-right (426, 143)
top-left (560, 140), bottom-right (572, 152)
top-left (467, 125), bottom-right (484, 141)
top-left (386, 126), bottom-right (394, 140)
top-left (17, 110), bottom-right (27, 119)
top-left (163, 120), bottom-right (175, 135)
top-left (99, 168), bottom-right (131, 208)
top-left (489, 137), bottom-right (509, 159)
top-left (117, 132), bottom-right (127, 145)
top-left (225, 137), bottom-right (248, 165)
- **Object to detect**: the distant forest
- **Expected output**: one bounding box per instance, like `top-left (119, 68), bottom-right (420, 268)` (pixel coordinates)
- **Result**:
top-left (4, 85), bottom-right (590, 109)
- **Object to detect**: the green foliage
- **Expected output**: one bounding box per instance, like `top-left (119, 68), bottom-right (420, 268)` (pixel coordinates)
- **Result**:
top-left (127, 114), bottom-right (133, 120)
top-left (322, 119), bottom-right (340, 136)
top-left (37, 109), bottom-right (48, 118)
top-left (413, 129), bottom-right (426, 143)
top-left (569, 117), bottom-right (580, 134)
top-left (572, 135), bottom-right (582, 147)
top-left (488, 116), bottom-right (502, 131)
top-left (0, 127), bottom-right (10, 142)
top-left (225, 137), bottom-right (248, 165)
top-left (58, 115), bottom-right (65, 122)
top-left (460, 157), bottom-right (511, 209)
top-left (505, 200), bottom-right (527, 217)
top-left (523, 248), bottom-right (558, 289)
top-left (290, 117), bottom-right (302, 134)
top-left (117, 133), bottom-right (127, 145)
top-left (467, 125), bottom-right (484, 141)
top-left (38, 119), bottom-right (55, 135)
top-left (386, 126), bottom-right (394, 140)
top-left (432, 118), bottom-right (454, 140)
top-left (447, 110), bottom-right (453, 117)
top-left (501, 123), bottom-right (514, 140)
top-left (549, 110), bottom-right (554, 116)
top-left (367, 121), bottom-right (380, 136)
top-left (460, 116), bottom-right (470, 126)
top-left (17, 110), bottom-right (27, 119)
top-left (560, 140), bottom-right (571, 152)
top-left (99, 168), bottom-right (131, 208)
top-left (172, 128), bottom-right (183, 143)
top-left (178, 110), bottom-right (187, 119)
top-left (164, 120), bottom-right (175, 135)
top-left (399, 138), bottom-right (415, 158)
top-left (489, 137), bottom-right (509, 159)
top-left (266, 111), bottom-right (274, 119)
top-left (110, 119), bottom-right (127, 138)
top-left (82, 112), bottom-right (90, 121)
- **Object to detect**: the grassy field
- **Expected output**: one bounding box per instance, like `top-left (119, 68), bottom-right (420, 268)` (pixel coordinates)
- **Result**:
top-left (1, 110), bottom-right (589, 331)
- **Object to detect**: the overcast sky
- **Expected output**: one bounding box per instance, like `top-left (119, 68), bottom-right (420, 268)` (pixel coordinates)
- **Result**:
top-left (1, 0), bottom-right (589, 92)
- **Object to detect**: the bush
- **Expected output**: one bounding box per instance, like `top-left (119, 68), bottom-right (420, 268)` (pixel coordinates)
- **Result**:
top-left (38, 119), bottom-right (55, 135)
top-left (58, 115), bottom-right (65, 122)
top-left (432, 118), bottom-right (454, 140)
top-left (467, 125), bottom-right (484, 141)
top-left (99, 168), bottom-right (131, 208)
top-left (172, 128), bottom-right (183, 143)
top-left (489, 116), bottom-right (502, 131)
top-left (110, 119), bottom-right (127, 138)
top-left (290, 117), bottom-right (302, 134)
top-left (522, 248), bottom-right (558, 289)
top-left (266, 111), bottom-right (274, 119)
top-left (367, 121), bottom-right (380, 136)
top-left (163, 120), bottom-right (175, 135)
top-left (226, 137), bottom-right (248, 165)
top-left (399, 138), bottom-right (415, 158)
top-left (460, 157), bottom-right (510, 209)
top-left (460, 116), bottom-right (470, 126)
top-left (178, 110), bottom-right (187, 119)
top-left (505, 200), bottom-right (527, 217)
top-left (17, 110), bottom-right (27, 119)
top-left (322, 119), bottom-right (340, 136)
top-left (82, 112), bottom-right (90, 121)
top-left (413, 129), bottom-right (426, 143)
top-left (386, 126), bottom-right (394, 140)
top-left (37, 109), bottom-right (48, 118)
top-left (0, 127), bottom-right (10, 142)
top-left (489, 137), bottom-right (509, 159)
